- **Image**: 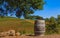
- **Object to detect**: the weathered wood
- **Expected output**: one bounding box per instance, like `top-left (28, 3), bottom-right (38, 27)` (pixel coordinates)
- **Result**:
top-left (34, 20), bottom-right (45, 36)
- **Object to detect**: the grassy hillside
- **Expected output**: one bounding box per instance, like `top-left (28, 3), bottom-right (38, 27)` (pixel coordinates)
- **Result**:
top-left (0, 17), bottom-right (34, 34)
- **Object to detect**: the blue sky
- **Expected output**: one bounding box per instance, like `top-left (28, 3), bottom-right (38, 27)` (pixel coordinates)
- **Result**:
top-left (34, 0), bottom-right (60, 18)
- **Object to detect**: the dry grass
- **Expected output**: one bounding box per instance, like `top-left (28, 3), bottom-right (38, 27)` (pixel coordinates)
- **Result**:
top-left (0, 17), bottom-right (34, 34)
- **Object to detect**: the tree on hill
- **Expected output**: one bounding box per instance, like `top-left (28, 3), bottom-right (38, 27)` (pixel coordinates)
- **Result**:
top-left (57, 15), bottom-right (60, 24)
top-left (45, 18), bottom-right (50, 25)
top-left (46, 16), bottom-right (58, 34)
top-left (0, 0), bottom-right (45, 18)
top-left (25, 15), bottom-right (43, 20)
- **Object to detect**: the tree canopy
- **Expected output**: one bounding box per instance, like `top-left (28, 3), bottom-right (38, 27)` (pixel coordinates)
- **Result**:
top-left (0, 0), bottom-right (45, 18)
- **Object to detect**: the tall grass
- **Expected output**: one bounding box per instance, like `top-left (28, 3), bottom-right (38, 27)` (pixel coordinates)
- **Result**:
top-left (0, 17), bottom-right (34, 34)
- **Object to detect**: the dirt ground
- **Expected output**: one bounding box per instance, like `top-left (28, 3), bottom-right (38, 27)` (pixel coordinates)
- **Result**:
top-left (0, 34), bottom-right (60, 38)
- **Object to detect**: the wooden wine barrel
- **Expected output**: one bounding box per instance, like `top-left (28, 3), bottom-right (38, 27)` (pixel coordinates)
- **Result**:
top-left (34, 20), bottom-right (45, 36)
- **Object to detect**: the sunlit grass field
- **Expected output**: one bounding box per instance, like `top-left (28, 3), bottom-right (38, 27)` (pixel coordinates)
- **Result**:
top-left (0, 17), bottom-right (34, 34)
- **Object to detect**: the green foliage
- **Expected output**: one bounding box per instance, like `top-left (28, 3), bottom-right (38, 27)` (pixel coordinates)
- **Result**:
top-left (5, 0), bottom-right (44, 10)
top-left (24, 15), bottom-right (43, 20)
top-left (0, 0), bottom-right (45, 18)
top-left (57, 15), bottom-right (60, 24)
top-left (0, 0), bottom-right (3, 4)
top-left (45, 16), bottom-right (59, 34)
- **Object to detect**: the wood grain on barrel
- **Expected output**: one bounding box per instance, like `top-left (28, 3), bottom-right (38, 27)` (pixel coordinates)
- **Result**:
top-left (34, 20), bottom-right (45, 36)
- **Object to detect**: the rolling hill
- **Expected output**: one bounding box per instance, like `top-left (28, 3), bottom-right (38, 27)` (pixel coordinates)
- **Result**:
top-left (0, 17), bottom-right (34, 34)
